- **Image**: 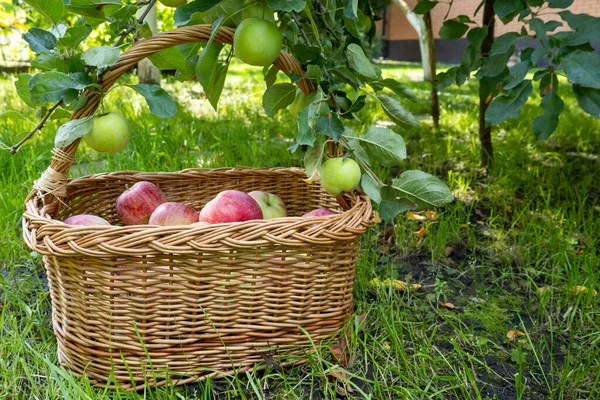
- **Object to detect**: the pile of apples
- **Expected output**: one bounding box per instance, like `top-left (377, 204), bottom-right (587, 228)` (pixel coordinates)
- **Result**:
top-left (63, 181), bottom-right (338, 227)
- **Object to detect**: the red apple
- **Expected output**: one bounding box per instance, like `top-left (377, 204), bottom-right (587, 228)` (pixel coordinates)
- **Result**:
top-left (247, 191), bottom-right (287, 219)
top-left (116, 181), bottom-right (166, 225)
top-left (302, 208), bottom-right (339, 218)
top-left (63, 214), bottom-right (111, 226)
top-left (199, 190), bottom-right (263, 223)
top-left (148, 202), bottom-right (199, 226)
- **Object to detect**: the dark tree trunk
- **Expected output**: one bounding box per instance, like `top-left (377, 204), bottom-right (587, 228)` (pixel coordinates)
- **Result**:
top-left (479, 0), bottom-right (496, 169)
top-left (424, 11), bottom-right (439, 128)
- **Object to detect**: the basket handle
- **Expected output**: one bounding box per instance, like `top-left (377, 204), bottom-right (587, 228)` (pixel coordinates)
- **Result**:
top-left (33, 25), bottom-right (319, 203)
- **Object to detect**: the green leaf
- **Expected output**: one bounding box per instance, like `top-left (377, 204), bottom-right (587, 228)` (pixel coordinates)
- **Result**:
top-left (485, 80), bottom-right (533, 125)
top-left (262, 83), bottom-right (297, 117)
top-left (562, 50), bottom-right (600, 89)
top-left (148, 47), bottom-right (187, 71)
top-left (503, 61), bottom-right (530, 90)
top-left (293, 107), bottom-right (316, 150)
top-left (345, 95), bottom-right (366, 114)
top-left (23, 0), bottom-right (63, 25)
top-left (344, 9), bottom-right (366, 39)
top-left (28, 72), bottom-right (92, 104)
top-left (435, 67), bottom-right (458, 89)
top-left (0, 111), bottom-right (35, 125)
top-left (15, 74), bottom-right (37, 107)
top-left (64, 4), bottom-right (106, 19)
top-left (346, 43), bottom-right (378, 80)
top-left (304, 64), bottom-right (321, 80)
top-left (304, 135), bottom-right (325, 180)
top-left (413, 0), bottom-right (438, 15)
top-left (264, 65), bottom-right (280, 87)
top-left (377, 95), bottom-right (420, 129)
top-left (173, 0), bottom-right (222, 26)
top-left (345, 135), bottom-right (370, 165)
top-left (82, 46), bottom-right (120, 68)
top-left (573, 86), bottom-right (600, 119)
top-left (361, 174), bottom-right (381, 204)
top-left (346, 126), bottom-right (406, 167)
top-left (490, 32), bottom-right (522, 54)
top-left (196, 16), bottom-right (229, 111)
top-left (343, 0), bottom-right (358, 19)
top-left (291, 44), bottom-right (322, 64)
top-left (379, 186), bottom-right (417, 221)
top-left (494, 0), bottom-right (524, 22)
top-left (548, 0), bottom-right (573, 8)
top-left (58, 25), bottom-right (92, 49)
top-left (532, 89), bottom-right (564, 140)
top-left (379, 78), bottom-right (417, 101)
top-left (266, 0), bottom-right (306, 12)
top-left (31, 54), bottom-right (69, 73)
top-left (315, 114), bottom-right (344, 142)
top-left (128, 84), bottom-right (177, 118)
top-left (54, 116), bottom-right (93, 148)
top-left (439, 20), bottom-right (469, 40)
top-left (23, 28), bottom-right (57, 54)
top-left (391, 170), bottom-right (453, 210)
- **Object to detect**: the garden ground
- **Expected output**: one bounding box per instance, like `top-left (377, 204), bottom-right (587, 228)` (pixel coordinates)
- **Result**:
top-left (1, 62), bottom-right (599, 399)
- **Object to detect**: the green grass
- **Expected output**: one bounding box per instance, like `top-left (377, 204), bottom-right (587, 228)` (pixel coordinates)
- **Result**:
top-left (1, 61), bottom-right (600, 399)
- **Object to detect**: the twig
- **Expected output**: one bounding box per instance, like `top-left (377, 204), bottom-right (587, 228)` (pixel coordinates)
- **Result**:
top-left (114, 0), bottom-right (158, 48)
top-left (291, 13), bottom-right (312, 46)
top-left (10, 101), bottom-right (63, 154)
top-left (10, 0), bottom-right (158, 154)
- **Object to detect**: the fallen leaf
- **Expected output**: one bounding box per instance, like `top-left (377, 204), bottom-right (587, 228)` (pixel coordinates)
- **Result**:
top-left (372, 210), bottom-right (382, 224)
top-left (406, 211), bottom-right (427, 221)
top-left (425, 210), bottom-right (437, 221)
top-left (506, 330), bottom-right (525, 340)
top-left (355, 313), bottom-right (367, 332)
top-left (327, 369), bottom-right (354, 396)
top-left (444, 246), bottom-right (455, 257)
top-left (569, 286), bottom-right (598, 296)
top-left (439, 301), bottom-right (455, 309)
top-left (330, 337), bottom-right (350, 366)
top-left (369, 277), bottom-right (421, 292)
top-left (475, 209), bottom-right (486, 218)
top-left (302, 178), bottom-right (315, 185)
top-left (537, 287), bottom-right (547, 296)
top-left (414, 226), bottom-right (427, 238)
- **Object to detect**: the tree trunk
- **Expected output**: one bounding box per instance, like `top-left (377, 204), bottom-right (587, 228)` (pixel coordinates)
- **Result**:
top-left (479, 0), bottom-right (495, 169)
top-left (137, 4), bottom-right (160, 85)
top-left (423, 11), bottom-right (439, 128)
top-left (393, 0), bottom-right (430, 80)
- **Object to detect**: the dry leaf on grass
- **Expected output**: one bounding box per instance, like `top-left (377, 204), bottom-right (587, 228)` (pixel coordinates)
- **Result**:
top-left (507, 330), bottom-right (525, 340)
top-left (569, 285), bottom-right (598, 296)
top-left (327, 369), bottom-right (354, 396)
top-left (425, 210), bottom-right (438, 221)
top-left (406, 211), bottom-right (427, 221)
top-left (330, 337), bottom-right (351, 366)
top-left (444, 246), bottom-right (455, 257)
top-left (439, 301), bottom-right (455, 309)
top-left (414, 226), bottom-right (427, 238)
top-left (369, 277), bottom-right (422, 292)
top-left (537, 287), bottom-right (547, 296)
top-left (372, 210), bottom-right (382, 224)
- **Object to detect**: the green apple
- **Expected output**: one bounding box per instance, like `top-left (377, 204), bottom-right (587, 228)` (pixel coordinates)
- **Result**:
top-left (158, 0), bottom-right (187, 7)
top-left (318, 157), bottom-right (361, 196)
top-left (83, 112), bottom-right (131, 153)
top-left (233, 18), bottom-right (282, 66)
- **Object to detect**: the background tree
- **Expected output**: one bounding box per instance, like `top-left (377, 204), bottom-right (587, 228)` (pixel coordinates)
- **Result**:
top-left (434, 0), bottom-right (600, 169)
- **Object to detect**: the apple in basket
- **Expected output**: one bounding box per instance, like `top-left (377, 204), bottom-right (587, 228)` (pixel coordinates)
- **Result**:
top-left (148, 202), bottom-right (199, 226)
top-left (247, 191), bottom-right (287, 219)
top-left (116, 181), bottom-right (166, 225)
top-left (199, 190), bottom-right (263, 223)
top-left (63, 214), bottom-right (111, 226)
top-left (302, 208), bottom-right (338, 218)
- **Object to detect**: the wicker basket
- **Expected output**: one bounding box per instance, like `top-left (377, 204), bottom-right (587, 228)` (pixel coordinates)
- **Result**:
top-left (22, 25), bottom-right (372, 390)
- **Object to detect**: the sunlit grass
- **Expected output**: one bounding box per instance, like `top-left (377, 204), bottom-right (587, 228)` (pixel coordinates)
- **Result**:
top-left (1, 60), bottom-right (599, 398)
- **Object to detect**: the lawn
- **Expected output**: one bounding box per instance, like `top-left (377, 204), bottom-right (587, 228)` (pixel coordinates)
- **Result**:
top-left (1, 61), bottom-right (600, 399)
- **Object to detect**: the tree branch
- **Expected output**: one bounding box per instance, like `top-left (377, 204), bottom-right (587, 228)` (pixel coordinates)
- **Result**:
top-left (9, 0), bottom-right (158, 154)
top-left (10, 101), bottom-right (62, 154)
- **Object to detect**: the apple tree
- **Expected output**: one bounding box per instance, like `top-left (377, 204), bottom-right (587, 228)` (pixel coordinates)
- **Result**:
top-left (8, 0), bottom-right (454, 220)
top-left (426, 0), bottom-right (600, 168)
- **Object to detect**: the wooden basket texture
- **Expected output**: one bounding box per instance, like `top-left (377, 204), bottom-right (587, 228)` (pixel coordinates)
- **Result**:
top-left (22, 25), bottom-right (372, 390)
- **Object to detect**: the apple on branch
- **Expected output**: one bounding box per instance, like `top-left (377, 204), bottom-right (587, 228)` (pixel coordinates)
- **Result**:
top-left (83, 112), bottom-right (131, 153)
top-left (247, 191), bottom-right (287, 219)
top-left (116, 181), bottom-right (166, 225)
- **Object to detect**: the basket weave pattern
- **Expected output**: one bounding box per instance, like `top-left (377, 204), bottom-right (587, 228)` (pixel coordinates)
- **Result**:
top-left (22, 26), bottom-right (372, 390)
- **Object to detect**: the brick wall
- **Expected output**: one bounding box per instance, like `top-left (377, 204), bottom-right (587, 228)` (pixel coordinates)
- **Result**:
top-left (383, 0), bottom-right (600, 41)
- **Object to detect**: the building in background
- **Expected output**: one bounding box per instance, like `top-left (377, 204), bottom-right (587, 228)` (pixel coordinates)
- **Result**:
top-left (379, 0), bottom-right (600, 63)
